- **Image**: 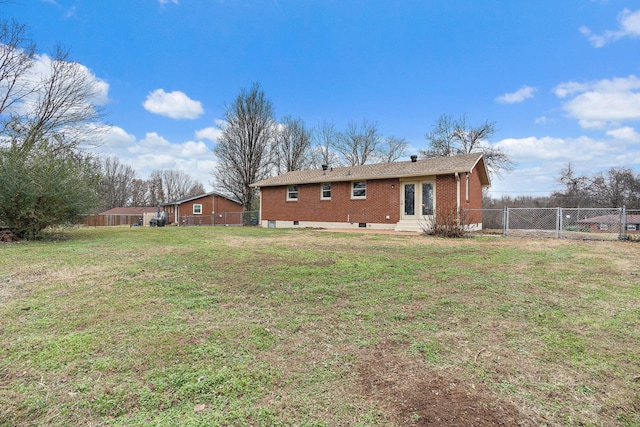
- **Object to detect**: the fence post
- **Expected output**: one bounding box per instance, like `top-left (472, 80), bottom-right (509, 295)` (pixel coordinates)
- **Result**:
top-left (557, 207), bottom-right (561, 239)
top-left (620, 206), bottom-right (627, 240)
top-left (503, 207), bottom-right (508, 236)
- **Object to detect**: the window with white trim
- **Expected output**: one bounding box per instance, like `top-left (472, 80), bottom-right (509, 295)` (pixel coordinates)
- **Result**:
top-left (193, 204), bottom-right (202, 214)
top-left (352, 181), bottom-right (366, 199)
top-left (627, 224), bottom-right (638, 231)
top-left (287, 185), bottom-right (298, 201)
top-left (321, 183), bottom-right (331, 200)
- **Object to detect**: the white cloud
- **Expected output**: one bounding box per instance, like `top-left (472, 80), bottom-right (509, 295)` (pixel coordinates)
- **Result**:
top-left (496, 135), bottom-right (612, 162)
top-left (553, 75), bottom-right (640, 129)
top-left (496, 86), bottom-right (537, 104)
top-left (195, 126), bottom-right (223, 142)
top-left (159, 0), bottom-right (178, 4)
top-left (606, 126), bottom-right (640, 141)
top-left (489, 133), bottom-right (640, 195)
top-left (143, 89), bottom-right (203, 119)
top-left (535, 116), bottom-right (548, 124)
top-left (581, 8), bottom-right (640, 47)
top-left (102, 126), bottom-right (136, 148)
top-left (98, 128), bottom-right (215, 189)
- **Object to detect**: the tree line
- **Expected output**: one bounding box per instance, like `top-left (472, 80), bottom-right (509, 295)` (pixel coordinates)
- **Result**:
top-left (97, 157), bottom-right (205, 211)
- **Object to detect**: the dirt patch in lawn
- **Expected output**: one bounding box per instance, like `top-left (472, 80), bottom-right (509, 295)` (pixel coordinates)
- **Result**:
top-left (354, 340), bottom-right (534, 426)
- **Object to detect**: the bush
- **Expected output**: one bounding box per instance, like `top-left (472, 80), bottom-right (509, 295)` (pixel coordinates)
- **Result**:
top-left (0, 144), bottom-right (99, 240)
top-left (421, 206), bottom-right (467, 238)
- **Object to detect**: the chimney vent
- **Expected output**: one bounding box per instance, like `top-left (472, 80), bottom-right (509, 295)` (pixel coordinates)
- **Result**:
top-left (321, 164), bottom-right (328, 171)
top-left (410, 155), bottom-right (418, 162)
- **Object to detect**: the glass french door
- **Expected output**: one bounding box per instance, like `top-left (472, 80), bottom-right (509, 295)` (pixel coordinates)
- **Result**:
top-left (401, 182), bottom-right (434, 219)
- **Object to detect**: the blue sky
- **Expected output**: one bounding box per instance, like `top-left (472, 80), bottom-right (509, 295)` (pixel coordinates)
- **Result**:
top-left (4, 0), bottom-right (640, 197)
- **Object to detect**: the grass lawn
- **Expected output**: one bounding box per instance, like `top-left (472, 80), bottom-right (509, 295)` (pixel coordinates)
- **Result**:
top-left (1, 226), bottom-right (639, 426)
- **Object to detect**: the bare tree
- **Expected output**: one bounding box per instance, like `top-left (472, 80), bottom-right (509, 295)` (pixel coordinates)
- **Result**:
top-left (148, 169), bottom-right (204, 204)
top-left (98, 156), bottom-right (137, 210)
top-left (272, 116), bottom-right (312, 174)
top-left (2, 45), bottom-right (106, 154)
top-left (590, 167), bottom-right (640, 208)
top-left (310, 120), bottom-right (341, 168)
top-left (420, 114), bottom-right (459, 158)
top-left (129, 178), bottom-right (150, 207)
top-left (186, 181), bottom-right (206, 198)
top-left (213, 83), bottom-right (274, 210)
top-left (550, 163), bottom-right (595, 208)
top-left (376, 136), bottom-right (409, 163)
top-left (333, 119), bottom-right (381, 166)
top-left (421, 114), bottom-right (513, 177)
top-left (0, 19), bottom-right (35, 123)
top-left (147, 170), bottom-right (164, 207)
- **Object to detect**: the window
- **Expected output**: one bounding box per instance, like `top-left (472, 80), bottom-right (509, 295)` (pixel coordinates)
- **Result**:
top-left (193, 204), bottom-right (202, 215)
top-left (627, 224), bottom-right (638, 231)
top-left (287, 185), bottom-right (298, 201)
top-left (598, 223), bottom-right (609, 231)
top-left (422, 182), bottom-right (434, 215)
top-left (352, 181), bottom-right (366, 199)
top-left (321, 183), bottom-right (331, 200)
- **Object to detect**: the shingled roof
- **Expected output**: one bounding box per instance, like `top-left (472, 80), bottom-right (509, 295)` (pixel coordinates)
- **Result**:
top-left (161, 191), bottom-right (241, 206)
top-left (251, 153), bottom-right (490, 188)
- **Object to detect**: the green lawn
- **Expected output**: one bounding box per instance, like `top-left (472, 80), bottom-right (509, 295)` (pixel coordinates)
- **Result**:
top-left (1, 227), bottom-right (638, 426)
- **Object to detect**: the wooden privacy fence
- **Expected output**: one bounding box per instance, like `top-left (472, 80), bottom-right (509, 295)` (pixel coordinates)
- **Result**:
top-left (82, 211), bottom-right (259, 227)
top-left (83, 214), bottom-right (143, 227)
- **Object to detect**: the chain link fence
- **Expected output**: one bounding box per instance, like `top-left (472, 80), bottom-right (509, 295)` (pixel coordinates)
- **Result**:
top-left (465, 207), bottom-right (640, 240)
top-left (178, 210), bottom-right (259, 227)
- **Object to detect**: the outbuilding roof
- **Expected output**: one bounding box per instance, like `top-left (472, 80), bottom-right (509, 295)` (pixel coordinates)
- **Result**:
top-left (162, 191), bottom-right (241, 206)
top-left (251, 153), bottom-right (490, 188)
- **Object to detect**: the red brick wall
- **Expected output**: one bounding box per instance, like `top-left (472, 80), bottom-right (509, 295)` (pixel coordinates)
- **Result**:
top-left (165, 195), bottom-right (243, 225)
top-left (436, 175), bottom-right (457, 212)
top-left (463, 170), bottom-right (484, 224)
top-left (436, 170), bottom-right (484, 225)
top-left (260, 178), bottom-right (400, 225)
top-left (260, 168), bottom-right (485, 226)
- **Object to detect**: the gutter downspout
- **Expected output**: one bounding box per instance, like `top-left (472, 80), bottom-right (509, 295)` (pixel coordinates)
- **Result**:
top-left (455, 172), bottom-right (461, 224)
top-left (456, 172), bottom-right (460, 212)
top-left (258, 188), bottom-right (263, 226)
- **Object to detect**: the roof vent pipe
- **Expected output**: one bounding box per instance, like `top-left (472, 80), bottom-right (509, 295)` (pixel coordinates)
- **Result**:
top-left (322, 164), bottom-right (328, 170)
top-left (410, 155), bottom-right (418, 162)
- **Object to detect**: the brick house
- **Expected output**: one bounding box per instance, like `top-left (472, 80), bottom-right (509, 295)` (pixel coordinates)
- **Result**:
top-left (577, 214), bottom-right (640, 234)
top-left (250, 153), bottom-right (490, 232)
top-left (162, 192), bottom-right (244, 226)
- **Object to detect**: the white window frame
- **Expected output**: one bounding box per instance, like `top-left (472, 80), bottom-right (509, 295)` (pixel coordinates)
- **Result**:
top-left (321, 183), bottom-right (331, 200)
top-left (598, 223), bottom-right (609, 231)
top-left (193, 204), bottom-right (202, 215)
top-left (351, 181), bottom-right (366, 199)
top-left (287, 185), bottom-right (298, 201)
top-left (627, 224), bottom-right (638, 231)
